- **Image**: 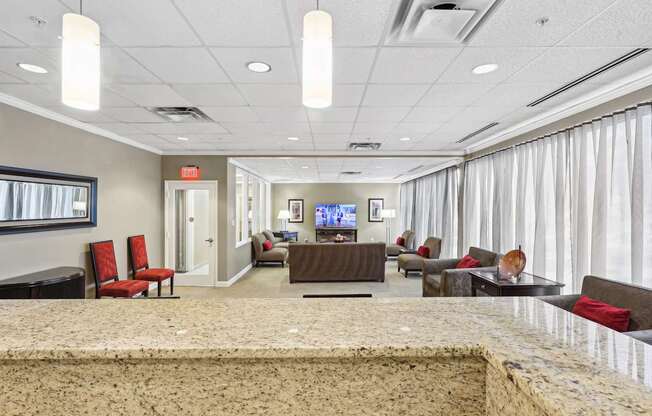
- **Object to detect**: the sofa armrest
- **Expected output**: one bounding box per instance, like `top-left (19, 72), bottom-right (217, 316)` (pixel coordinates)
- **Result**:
top-left (624, 329), bottom-right (652, 345)
top-left (422, 259), bottom-right (460, 276)
top-left (537, 294), bottom-right (580, 312)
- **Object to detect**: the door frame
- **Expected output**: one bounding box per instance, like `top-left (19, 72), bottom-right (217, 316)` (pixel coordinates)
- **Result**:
top-left (164, 180), bottom-right (218, 287)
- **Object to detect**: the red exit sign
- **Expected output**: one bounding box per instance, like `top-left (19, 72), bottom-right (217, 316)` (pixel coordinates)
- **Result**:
top-left (180, 165), bottom-right (201, 180)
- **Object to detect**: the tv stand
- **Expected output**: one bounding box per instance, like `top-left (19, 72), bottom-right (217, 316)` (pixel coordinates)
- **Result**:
top-left (316, 228), bottom-right (357, 243)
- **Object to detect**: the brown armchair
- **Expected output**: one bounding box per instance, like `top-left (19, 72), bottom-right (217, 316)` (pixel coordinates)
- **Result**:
top-left (386, 230), bottom-right (415, 257)
top-left (422, 247), bottom-right (502, 297)
top-left (252, 233), bottom-right (288, 267)
top-left (262, 230), bottom-right (289, 249)
top-left (397, 237), bottom-right (441, 277)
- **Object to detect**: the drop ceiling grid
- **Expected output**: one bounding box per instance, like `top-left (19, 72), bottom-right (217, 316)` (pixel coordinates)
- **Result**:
top-left (0, 0), bottom-right (649, 153)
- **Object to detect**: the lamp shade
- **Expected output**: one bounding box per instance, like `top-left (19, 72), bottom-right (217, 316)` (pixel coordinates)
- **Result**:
top-left (302, 10), bottom-right (332, 109)
top-left (277, 210), bottom-right (291, 220)
top-left (61, 13), bottom-right (100, 111)
top-left (381, 209), bottom-right (396, 219)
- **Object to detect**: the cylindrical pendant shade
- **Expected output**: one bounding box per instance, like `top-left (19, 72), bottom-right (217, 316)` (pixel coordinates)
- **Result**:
top-left (302, 10), bottom-right (332, 109)
top-left (62, 13), bottom-right (100, 111)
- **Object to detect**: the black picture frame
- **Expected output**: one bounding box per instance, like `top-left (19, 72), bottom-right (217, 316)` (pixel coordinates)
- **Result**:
top-left (288, 199), bottom-right (304, 223)
top-left (0, 165), bottom-right (98, 235)
top-left (368, 198), bottom-right (384, 222)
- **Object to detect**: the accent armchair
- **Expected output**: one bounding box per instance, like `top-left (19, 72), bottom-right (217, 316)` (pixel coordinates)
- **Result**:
top-left (128, 235), bottom-right (175, 297)
top-left (253, 233), bottom-right (289, 267)
top-left (90, 240), bottom-right (150, 299)
top-left (262, 229), bottom-right (289, 249)
top-left (386, 230), bottom-right (415, 257)
top-left (422, 247), bottom-right (502, 297)
top-left (397, 237), bottom-right (441, 277)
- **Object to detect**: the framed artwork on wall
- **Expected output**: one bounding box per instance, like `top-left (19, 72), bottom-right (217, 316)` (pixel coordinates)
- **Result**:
top-left (288, 199), bottom-right (304, 223)
top-left (368, 198), bottom-right (384, 222)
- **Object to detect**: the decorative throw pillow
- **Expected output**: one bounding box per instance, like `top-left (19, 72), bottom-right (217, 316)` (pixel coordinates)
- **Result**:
top-left (262, 240), bottom-right (273, 251)
top-left (396, 236), bottom-right (406, 246)
top-left (572, 295), bottom-right (631, 332)
top-left (416, 245), bottom-right (430, 258)
top-left (456, 255), bottom-right (481, 269)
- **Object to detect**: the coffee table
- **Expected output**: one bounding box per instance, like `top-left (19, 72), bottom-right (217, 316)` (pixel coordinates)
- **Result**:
top-left (469, 270), bottom-right (563, 297)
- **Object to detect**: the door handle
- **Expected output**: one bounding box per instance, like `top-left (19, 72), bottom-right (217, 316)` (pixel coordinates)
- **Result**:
top-left (205, 238), bottom-right (214, 243)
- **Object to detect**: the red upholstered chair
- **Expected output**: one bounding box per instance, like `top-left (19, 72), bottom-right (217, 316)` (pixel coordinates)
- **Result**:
top-left (89, 240), bottom-right (149, 299)
top-left (128, 235), bottom-right (174, 297)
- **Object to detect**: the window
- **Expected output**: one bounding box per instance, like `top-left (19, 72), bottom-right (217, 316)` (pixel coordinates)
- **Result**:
top-left (234, 166), bottom-right (271, 247)
top-left (235, 172), bottom-right (244, 243)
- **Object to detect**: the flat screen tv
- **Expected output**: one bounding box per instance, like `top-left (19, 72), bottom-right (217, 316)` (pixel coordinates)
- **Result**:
top-left (315, 204), bottom-right (357, 228)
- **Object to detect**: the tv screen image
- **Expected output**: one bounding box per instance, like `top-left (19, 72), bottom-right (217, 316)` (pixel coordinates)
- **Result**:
top-left (315, 204), bottom-right (357, 228)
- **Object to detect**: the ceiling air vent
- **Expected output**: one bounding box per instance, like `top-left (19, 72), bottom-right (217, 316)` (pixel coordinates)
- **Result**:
top-left (527, 48), bottom-right (650, 107)
top-left (149, 106), bottom-right (213, 123)
top-left (348, 142), bottom-right (382, 151)
top-left (456, 122), bottom-right (499, 143)
top-left (387, 0), bottom-right (502, 45)
top-left (340, 171), bottom-right (362, 176)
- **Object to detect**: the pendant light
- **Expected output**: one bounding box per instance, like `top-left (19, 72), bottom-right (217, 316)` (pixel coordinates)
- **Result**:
top-left (302, 0), bottom-right (332, 109)
top-left (61, 0), bottom-right (100, 111)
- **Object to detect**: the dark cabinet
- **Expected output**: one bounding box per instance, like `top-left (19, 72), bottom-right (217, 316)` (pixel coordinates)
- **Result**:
top-left (0, 267), bottom-right (85, 299)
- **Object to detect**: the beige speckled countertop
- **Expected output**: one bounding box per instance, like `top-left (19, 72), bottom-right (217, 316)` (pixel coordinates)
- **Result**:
top-left (0, 297), bottom-right (651, 415)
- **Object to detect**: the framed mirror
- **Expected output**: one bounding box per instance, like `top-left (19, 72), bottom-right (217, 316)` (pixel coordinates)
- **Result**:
top-left (0, 165), bottom-right (97, 235)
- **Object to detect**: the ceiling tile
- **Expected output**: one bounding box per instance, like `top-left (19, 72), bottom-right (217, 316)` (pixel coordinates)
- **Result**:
top-left (175, 0), bottom-right (290, 46)
top-left (403, 106), bottom-right (465, 124)
top-left (392, 122), bottom-right (441, 135)
top-left (126, 48), bottom-right (228, 83)
top-left (362, 84), bottom-right (429, 107)
top-left (310, 122), bottom-right (353, 134)
top-left (469, 0), bottom-right (616, 47)
top-left (560, 0), bottom-right (652, 47)
top-left (438, 47), bottom-right (544, 84)
top-left (351, 122), bottom-right (397, 135)
top-left (238, 84), bottom-right (301, 106)
top-left (356, 107), bottom-right (411, 122)
top-left (0, 1), bottom-right (68, 46)
top-left (333, 48), bottom-right (376, 83)
top-left (286, 0), bottom-right (395, 47)
top-left (307, 107), bottom-right (357, 123)
top-left (61, 0), bottom-right (200, 46)
top-left (0, 30), bottom-right (24, 47)
top-left (127, 134), bottom-right (174, 147)
top-left (200, 106), bottom-right (259, 122)
top-left (0, 84), bottom-right (60, 107)
top-left (253, 106), bottom-right (308, 123)
top-left (0, 70), bottom-right (24, 83)
top-left (92, 123), bottom-right (147, 135)
top-left (101, 107), bottom-right (163, 123)
top-left (172, 84), bottom-right (246, 106)
top-left (507, 47), bottom-right (631, 84)
top-left (46, 106), bottom-right (116, 123)
top-left (212, 47), bottom-right (297, 83)
top-left (370, 47), bottom-right (461, 83)
top-left (134, 122), bottom-right (228, 134)
top-left (0, 48), bottom-right (58, 83)
top-left (107, 84), bottom-right (191, 107)
top-left (472, 83), bottom-right (558, 108)
top-left (332, 84), bottom-right (366, 107)
top-left (418, 83), bottom-right (495, 107)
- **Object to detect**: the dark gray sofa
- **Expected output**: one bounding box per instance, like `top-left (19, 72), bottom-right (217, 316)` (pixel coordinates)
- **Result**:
top-left (539, 275), bottom-right (652, 345)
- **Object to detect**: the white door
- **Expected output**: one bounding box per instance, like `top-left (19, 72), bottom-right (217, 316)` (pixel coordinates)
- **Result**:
top-left (165, 181), bottom-right (218, 287)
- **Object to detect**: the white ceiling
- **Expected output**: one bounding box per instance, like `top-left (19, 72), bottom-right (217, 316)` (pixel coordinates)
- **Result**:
top-left (233, 157), bottom-right (460, 183)
top-left (0, 0), bottom-right (651, 154)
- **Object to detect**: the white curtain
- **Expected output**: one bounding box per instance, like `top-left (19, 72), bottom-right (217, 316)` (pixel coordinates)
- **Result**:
top-left (0, 181), bottom-right (86, 220)
top-left (400, 167), bottom-right (459, 257)
top-left (463, 104), bottom-right (652, 291)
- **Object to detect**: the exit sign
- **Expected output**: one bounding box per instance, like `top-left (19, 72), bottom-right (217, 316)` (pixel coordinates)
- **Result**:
top-left (180, 165), bottom-right (201, 180)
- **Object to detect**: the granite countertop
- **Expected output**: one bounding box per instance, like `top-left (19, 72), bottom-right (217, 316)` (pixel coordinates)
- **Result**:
top-left (0, 297), bottom-right (651, 415)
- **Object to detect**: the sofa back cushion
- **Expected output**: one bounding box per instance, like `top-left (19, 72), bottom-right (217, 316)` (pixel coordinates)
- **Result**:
top-left (572, 295), bottom-right (631, 332)
top-left (423, 237), bottom-right (442, 259)
top-left (581, 275), bottom-right (652, 331)
top-left (468, 247), bottom-right (499, 267)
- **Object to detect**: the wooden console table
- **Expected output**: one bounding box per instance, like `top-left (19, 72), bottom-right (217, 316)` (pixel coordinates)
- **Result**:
top-left (315, 228), bottom-right (357, 242)
top-left (469, 270), bottom-right (563, 297)
top-left (273, 231), bottom-right (298, 242)
top-left (0, 267), bottom-right (86, 299)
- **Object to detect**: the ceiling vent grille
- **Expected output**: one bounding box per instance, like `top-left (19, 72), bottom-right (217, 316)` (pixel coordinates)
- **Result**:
top-left (340, 171), bottom-right (362, 175)
top-left (456, 122), bottom-right (499, 143)
top-left (148, 106), bottom-right (214, 123)
top-left (387, 0), bottom-right (501, 45)
top-left (527, 48), bottom-right (650, 107)
top-left (348, 142), bottom-right (382, 151)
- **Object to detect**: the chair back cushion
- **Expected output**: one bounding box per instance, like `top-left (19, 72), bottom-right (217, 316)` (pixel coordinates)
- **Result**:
top-left (456, 255), bottom-right (481, 269)
top-left (416, 245), bottom-right (430, 258)
top-left (262, 230), bottom-right (275, 242)
top-left (128, 235), bottom-right (149, 270)
top-left (468, 247), bottom-right (499, 266)
top-left (423, 237), bottom-right (442, 259)
top-left (581, 275), bottom-right (652, 331)
top-left (252, 233), bottom-right (265, 259)
top-left (396, 236), bottom-right (406, 246)
top-left (91, 241), bottom-right (118, 283)
top-left (572, 295), bottom-right (631, 332)
top-left (263, 240), bottom-right (273, 251)
top-left (402, 231), bottom-right (416, 249)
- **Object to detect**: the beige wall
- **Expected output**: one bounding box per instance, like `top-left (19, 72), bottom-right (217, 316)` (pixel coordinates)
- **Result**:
top-left (0, 103), bottom-right (163, 297)
top-left (271, 183), bottom-right (400, 243)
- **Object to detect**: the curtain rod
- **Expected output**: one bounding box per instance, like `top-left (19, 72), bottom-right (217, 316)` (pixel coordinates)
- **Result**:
top-left (465, 101), bottom-right (652, 164)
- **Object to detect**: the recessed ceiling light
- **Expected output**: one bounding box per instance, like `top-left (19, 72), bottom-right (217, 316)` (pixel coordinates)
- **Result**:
top-left (287, 137), bottom-right (300, 141)
top-left (301, 165), bottom-right (309, 169)
top-left (17, 63), bottom-right (48, 74)
top-left (472, 63), bottom-right (499, 75)
top-left (399, 137), bottom-right (411, 142)
top-left (246, 61), bottom-right (271, 73)
top-left (177, 136), bottom-right (189, 141)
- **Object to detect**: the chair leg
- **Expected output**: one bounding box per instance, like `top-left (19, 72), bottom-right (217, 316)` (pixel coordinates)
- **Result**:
top-left (157, 282), bottom-right (162, 297)
top-left (143, 289), bottom-right (149, 298)
top-left (170, 276), bottom-right (174, 296)
top-left (405, 270), bottom-right (408, 278)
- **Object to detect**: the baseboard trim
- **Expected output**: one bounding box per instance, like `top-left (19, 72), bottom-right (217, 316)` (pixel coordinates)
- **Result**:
top-left (215, 263), bottom-right (252, 287)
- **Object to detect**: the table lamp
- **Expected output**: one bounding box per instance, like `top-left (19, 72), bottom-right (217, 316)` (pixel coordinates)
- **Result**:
top-left (277, 210), bottom-right (290, 231)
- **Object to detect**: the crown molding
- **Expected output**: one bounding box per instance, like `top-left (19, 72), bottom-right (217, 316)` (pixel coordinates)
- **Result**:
top-left (162, 150), bottom-right (465, 157)
top-left (464, 64), bottom-right (652, 154)
top-left (396, 157), bottom-right (464, 183)
top-left (0, 92), bottom-right (162, 155)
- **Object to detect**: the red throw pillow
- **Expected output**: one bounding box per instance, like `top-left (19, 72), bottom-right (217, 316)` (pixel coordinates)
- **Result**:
top-left (456, 255), bottom-right (481, 269)
top-left (572, 295), bottom-right (631, 332)
top-left (262, 240), bottom-right (273, 251)
top-left (416, 245), bottom-right (430, 258)
top-left (396, 236), bottom-right (406, 246)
